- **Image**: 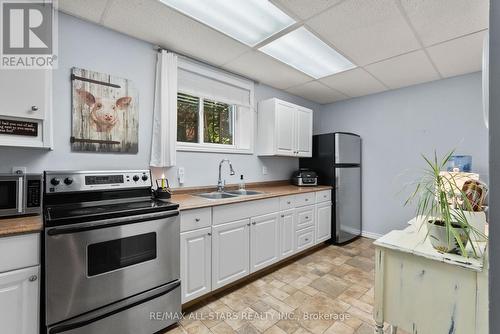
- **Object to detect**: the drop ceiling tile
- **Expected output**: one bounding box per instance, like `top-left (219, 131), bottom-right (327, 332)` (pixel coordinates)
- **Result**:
top-left (427, 31), bottom-right (486, 78)
top-left (306, 0), bottom-right (420, 66)
top-left (270, 0), bottom-right (343, 20)
top-left (365, 50), bottom-right (440, 90)
top-left (320, 68), bottom-right (387, 97)
top-left (100, 0), bottom-right (250, 66)
top-left (58, 0), bottom-right (109, 23)
top-left (400, 0), bottom-right (489, 47)
top-left (223, 51), bottom-right (313, 90)
top-left (286, 81), bottom-right (348, 104)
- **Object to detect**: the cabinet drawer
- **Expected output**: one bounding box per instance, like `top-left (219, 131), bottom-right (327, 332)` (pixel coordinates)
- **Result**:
top-left (295, 205), bottom-right (314, 230)
top-left (280, 195), bottom-right (295, 211)
top-left (294, 193), bottom-right (315, 207)
top-left (315, 190), bottom-right (331, 203)
top-left (296, 227), bottom-right (315, 252)
top-left (213, 198), bottom-right (279, 225)
top-left (0, 233), bottom-right (40, 273)
top-left (180, 208), bottom-right (212, 232)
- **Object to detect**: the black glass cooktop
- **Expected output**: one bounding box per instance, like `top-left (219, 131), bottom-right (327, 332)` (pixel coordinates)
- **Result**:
top-left (45, 199), bottom-right (178, 226)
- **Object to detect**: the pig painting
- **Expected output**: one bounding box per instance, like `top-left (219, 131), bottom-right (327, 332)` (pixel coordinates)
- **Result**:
top-left (76, 89), bottom-right (132, 133)
top-left (71, 67), bottom-right (138, 153)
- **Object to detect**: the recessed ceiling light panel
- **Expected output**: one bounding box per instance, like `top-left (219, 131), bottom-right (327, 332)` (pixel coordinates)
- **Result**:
top-left (259, 27), bottom-right (356, 79)
top-left (159, 0), bottom-right (296, 47)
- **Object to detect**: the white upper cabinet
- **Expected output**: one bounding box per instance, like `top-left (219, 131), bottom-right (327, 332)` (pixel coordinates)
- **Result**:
top-left (0, 69), bottom-right (52, 149)
top-left (257, 98), bottom-right (313, 157)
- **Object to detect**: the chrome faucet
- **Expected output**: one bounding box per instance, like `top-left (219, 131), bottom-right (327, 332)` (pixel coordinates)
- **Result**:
top-left (217, 159), bottom-right (235, 192)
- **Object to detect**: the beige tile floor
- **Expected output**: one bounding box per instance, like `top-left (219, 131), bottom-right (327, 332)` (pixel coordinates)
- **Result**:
top-left (165, 238), bottom-right (402, 334)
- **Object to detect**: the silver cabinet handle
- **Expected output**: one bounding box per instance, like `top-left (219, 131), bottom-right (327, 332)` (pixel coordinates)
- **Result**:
top-left (305, 238), bottom-right (309, 242)
top-left (305, 216), bottom-right (309, 219)
top-left (305, 198), bottom-right (309, 201)
top-left (195, 218), bottom-right (200, 222)
top-left (29, 275), bottom-right (38, 282)
top-left (31, 106), bottom-right (39, 111)
top-left (207, 232), bottom-right (212, 236)
top-left (252, 222), bottom-right (256, 225)
top-left (287, 201), bottom-right (291, 204)
top-left (247, 223), bottom-right (251, 226)
top-left (281, 215), bottom-right (285, 218)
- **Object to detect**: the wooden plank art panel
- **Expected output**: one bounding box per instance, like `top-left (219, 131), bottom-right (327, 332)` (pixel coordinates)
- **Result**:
top-left (71, 67), bottom-right (139, 153)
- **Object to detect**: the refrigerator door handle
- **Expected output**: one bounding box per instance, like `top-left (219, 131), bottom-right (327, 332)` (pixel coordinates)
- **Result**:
top-left (335, 172), bottom-right (340, 241)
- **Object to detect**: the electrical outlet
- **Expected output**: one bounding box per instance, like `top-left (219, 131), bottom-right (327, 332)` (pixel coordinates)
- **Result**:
top-left (12, 166), bottom-right (26, 174)
top-left (178, 167), bottom-right (185, 184)
top-left (262, 166), bottom-right (268, 175)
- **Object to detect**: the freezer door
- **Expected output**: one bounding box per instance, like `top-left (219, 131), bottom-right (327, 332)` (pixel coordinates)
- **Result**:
top-left (334, 133), bottom-right (361, 165)
top-left (335, 167), bottom-right (361, 243)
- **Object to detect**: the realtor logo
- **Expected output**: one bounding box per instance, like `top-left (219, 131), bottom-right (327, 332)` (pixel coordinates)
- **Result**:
top-left (1, 0), bottom-right (58, 69)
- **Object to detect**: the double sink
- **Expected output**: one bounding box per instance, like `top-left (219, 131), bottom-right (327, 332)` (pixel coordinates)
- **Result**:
top-left (195, 189), bottom-right (264, 200)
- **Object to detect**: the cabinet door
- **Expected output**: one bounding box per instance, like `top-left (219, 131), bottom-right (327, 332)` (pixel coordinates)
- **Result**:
top-left (296, 107), bottom-right (313, 157)
top-left (315, 202), bottom-right (332, 244)
top-left (250, 213), bottom-right (280, 273)
top-left (212, 219), bottom-right (250, 289)
top-left (0, 266), bottom-right (39, 334)
top-left (280, 209), bottom-right (295, 258)
top-left (275, 102), bottom-right (296, 156)
top-left (0, 70), bottom-right (48, 120)
top-left (180, 227), bottom-right (211, 303)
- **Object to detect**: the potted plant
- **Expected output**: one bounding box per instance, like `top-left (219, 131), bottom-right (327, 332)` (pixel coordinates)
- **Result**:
top-left (405, 151), bottom-right (488, 257)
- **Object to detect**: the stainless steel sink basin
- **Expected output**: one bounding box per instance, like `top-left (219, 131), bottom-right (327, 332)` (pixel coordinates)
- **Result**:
top-left (195, 192), bottom-right (238, 199)
top-left (225, 189), bottom-right (264, 196)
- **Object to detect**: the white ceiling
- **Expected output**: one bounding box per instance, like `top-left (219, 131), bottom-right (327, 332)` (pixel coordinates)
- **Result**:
top-left (59, 0), bottom-right (489, 104)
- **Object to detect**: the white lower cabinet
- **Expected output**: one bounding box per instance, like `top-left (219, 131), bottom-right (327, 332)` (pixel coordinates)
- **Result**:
top-left (180, 190), bottom-right (332, 303)
top-left (315, 202), bottom-right (332, 244)
top-left (212, 219), bottom-right (250, 289)
top-left (0, 265), bottom-right (39, 334)
top-left (250, 213), bottom-right (280, 273)
top-left (280, 209), bottom-right (295, 258)
top-left (180, 227), bottom-right (212, 303)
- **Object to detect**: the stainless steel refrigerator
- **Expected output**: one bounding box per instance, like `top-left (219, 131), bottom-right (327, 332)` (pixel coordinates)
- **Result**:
top-left (300, 132), bottom-right (361, 244)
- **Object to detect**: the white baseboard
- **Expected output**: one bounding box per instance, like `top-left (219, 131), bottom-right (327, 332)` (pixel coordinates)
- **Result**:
top-left (361, 231), bottom-right (383, 240)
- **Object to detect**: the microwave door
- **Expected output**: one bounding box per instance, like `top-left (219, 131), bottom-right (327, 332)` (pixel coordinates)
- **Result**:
top-left (0, 176), bottom-right (23, 216)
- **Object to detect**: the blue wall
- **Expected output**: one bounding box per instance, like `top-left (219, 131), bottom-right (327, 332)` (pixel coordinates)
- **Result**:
top-left (316, 73), bottom-right (488, 236)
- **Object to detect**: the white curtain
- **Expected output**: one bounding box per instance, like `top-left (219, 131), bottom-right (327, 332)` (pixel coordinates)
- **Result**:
top-left (150, 51), bottom-right (178, 167)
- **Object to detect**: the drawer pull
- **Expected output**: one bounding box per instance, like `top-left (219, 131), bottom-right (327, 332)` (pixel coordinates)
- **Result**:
top-left (31, 106), bottom-right (39, 111)
top-left (305, 216), bottom-right (309, 219)
top-left (305, 198), bottom-right (309, 201)
top-left (281, 214), bottom-right (285, 218)
top-left (29, 275), bottom-right (38, 282)
top-left (207, 232), bottom-right (212, 236)
top-left (287, 201), bottom-right (291, 204)
top-left (324, 195), bottom-right (327, 198)
top-left (305, 238), bottom-right (309, 242)
top-left (247, 223), bottom-right (251, 226)
top-left (252, 222), bottom-right (256, 225)
top-left (195, 218), bottom-right (200, 222)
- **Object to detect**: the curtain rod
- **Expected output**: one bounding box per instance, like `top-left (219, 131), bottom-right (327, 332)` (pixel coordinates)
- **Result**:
top-left (154, 45), bottom-right (259, 85)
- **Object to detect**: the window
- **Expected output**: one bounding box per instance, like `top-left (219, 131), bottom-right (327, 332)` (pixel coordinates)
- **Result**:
top-left (176, 58), bottom-right (254, 154)
top-left (177, 93), bottom-right (235, 146)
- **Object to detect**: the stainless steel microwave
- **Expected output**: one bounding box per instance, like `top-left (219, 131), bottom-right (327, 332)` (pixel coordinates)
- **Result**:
top-left (0, 174), bottom-right (42, 218)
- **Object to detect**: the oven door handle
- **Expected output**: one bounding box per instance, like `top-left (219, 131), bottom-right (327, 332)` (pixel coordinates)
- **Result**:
top-left (17, 176), bottom-right (23, 213)
top-left (47, 210), bottom-right (179, 236)
top-left (48, 280), bottom-right (181, 334)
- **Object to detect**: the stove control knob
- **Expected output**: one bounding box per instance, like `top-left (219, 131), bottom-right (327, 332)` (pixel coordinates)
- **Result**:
top-left (142, 174), bottom-right (149, 181)
top-left (50, 178), bottom-right (60, 186)
top-left (64, 177), bottom-right (73, 185)
top-left (133, 175), bottom-right (140, 182)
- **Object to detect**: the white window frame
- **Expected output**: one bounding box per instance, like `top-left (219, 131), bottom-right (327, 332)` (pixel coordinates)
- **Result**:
top-left (176, 58), bottom-right (255, 154)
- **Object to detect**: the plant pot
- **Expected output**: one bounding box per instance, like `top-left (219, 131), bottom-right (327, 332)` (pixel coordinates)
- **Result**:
top-left (426, 220), bottom-right (469, 254)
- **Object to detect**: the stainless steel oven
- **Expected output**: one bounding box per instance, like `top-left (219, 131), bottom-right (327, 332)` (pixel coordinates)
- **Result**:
top-left (0, 173), bottom-right (41, 217)
top-left (43, 170), bottom-right (181, 334)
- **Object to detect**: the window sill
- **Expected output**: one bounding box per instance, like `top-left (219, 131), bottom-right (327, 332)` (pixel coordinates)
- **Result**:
top-left (176, 142), bottom-right (253, 155)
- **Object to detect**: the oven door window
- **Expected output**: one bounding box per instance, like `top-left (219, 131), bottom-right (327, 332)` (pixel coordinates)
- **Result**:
top-left (0, 181), bottom-right (18, 210)
top-left (87, 232), bottom-right (157, 277)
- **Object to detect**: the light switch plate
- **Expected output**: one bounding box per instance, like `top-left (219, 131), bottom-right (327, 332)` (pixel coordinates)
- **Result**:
top-left (262, 166), bottom-right (268, 175)
top-left (178, 167), bottom-right (185, 184)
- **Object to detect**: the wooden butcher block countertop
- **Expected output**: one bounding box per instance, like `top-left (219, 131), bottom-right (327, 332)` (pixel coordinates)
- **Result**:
top-left (0, 215), bottom-right (43, 237)
top-left (171, 182), bottom-right (332, 211)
